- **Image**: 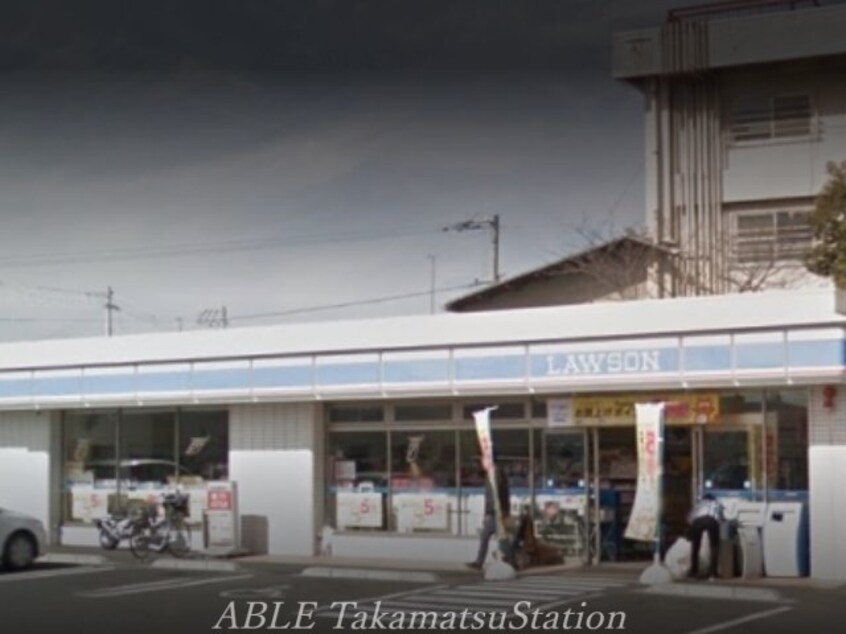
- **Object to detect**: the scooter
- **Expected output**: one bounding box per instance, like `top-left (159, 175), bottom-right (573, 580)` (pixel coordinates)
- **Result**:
top-left (94, 514), bottom-right (140, 550)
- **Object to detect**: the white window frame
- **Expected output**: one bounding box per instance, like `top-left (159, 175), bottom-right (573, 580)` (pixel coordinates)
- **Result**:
top-left (731, 208), bottom-right (813, 265)
top-left (728, 93), bottom-right (816, 146)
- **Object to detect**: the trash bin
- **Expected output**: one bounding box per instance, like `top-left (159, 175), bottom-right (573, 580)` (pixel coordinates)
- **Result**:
top-left (737, 525), bottom-right (764, 579)
top-left (717, 521), bottom-right (737, 579)
top-left (762, 502), bottom-right (809, 577)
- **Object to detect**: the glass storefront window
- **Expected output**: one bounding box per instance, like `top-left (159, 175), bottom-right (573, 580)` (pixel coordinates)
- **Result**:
top-left (462, 402), bottom-right (526, 420)
top-left (766, 389), bottom-right (809, 492)
top-left (457, 427), bottom-right (529, 536)
top-left (390, 430), bottom-right (457, 533)
top-left (328, 431), bottom-right (389, 531)
top-left (119, 411), bottom-right (177, 488)
top-left (64, 411), bottom-right (118, 520)
top-left (62, 408), bottom-right (228, 526)
top-left (179, 410), bottom-right (229, 482)
top-left (328, 403), bottom-right (385, 423)
top-left (394, 403), bottom-right (453, 423)
top-left (703, 430), bottom-right (752, 492)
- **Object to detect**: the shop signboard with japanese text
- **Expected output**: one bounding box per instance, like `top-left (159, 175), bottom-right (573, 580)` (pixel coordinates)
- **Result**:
top-left (569, 393), bottom-right (718, 426)
top-left (206, 480), bottom-right (239, 551)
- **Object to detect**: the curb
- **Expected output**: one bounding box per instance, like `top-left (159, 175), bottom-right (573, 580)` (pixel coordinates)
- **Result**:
top-left (300, 566), bottom-right (439, 583)
top-left (150, 558), bottom-right (241, 572)
top-left (640, 583), bottom-right (783, 603)
top-left (38, 553), bottom-right (109, 566)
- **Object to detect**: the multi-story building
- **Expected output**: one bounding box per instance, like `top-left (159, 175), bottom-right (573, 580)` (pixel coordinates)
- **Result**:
top-left (613, 0), bottom-right (846, 296)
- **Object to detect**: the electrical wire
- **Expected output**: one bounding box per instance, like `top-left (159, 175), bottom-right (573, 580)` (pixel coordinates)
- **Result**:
top-left (230, 281), bottom-right (483, 322)
top-left (0, 225), bottom-right (441, 269)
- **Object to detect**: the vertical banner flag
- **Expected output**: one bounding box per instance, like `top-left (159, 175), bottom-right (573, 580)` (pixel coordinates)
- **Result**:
top-left (473, 406), bottom-right (505, 539)
top-left (625, 402), bottom-right (666, 543)
top-left (473, 407), bottom-right (496, 474)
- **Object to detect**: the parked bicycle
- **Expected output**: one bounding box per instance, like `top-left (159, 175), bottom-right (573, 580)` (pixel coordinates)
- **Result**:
top-left (129, 492), bottom-right (192, 560)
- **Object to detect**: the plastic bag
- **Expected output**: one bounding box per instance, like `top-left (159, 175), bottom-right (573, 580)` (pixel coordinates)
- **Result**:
top-left (665, 537), bottom-right (692, 580)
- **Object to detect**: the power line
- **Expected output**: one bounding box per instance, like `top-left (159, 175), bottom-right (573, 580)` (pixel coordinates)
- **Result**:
top-left (0, 226), bottom-right (441, 269)
top-left (230, 281), bottom-right (481, 322)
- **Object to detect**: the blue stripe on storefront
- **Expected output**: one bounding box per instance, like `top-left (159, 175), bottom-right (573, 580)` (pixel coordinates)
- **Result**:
top-left (251, 365), bottom-right (312, 388)
top-left (317, 362), bottom-right (381, 386)
top-left (735, 342), bottom-right (784, 369)
top-left (383, 358), bottom-right (450, 383)
top-left (0, 378), bottom-right (31, 398)
top-left (137, 372), bottom-right (191, 392)
top-left (3, 338), bottom-right (844, 401)
top-left (788, 339), bottom-right (846, 367)
top-left (192, 368), bottom-right (252, 391)
top-left (82, 374), bottom-right (136, 394)
top-left (454, 356), bottom-right (525, 381)
top-left (32, 376), bottom-right (83, 397)
top-left (683, 345), bottom-right (732, 372)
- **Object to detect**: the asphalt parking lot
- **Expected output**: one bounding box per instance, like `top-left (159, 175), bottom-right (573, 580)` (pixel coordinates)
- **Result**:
top-left (1, 556), bottom-right (843, 633)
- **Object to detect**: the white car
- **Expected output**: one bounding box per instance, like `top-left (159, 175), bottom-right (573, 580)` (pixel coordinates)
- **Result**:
top-left (0, 508), bottom-right (47, 571)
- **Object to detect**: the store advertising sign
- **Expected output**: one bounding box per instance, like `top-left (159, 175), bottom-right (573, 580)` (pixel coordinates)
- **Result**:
top-left (394, 493), bottom-right (450, 532)
top-left (336, 491), bottom-right (383, 529)
top-left (538, 348), bottom-right (675, 377)
top-left (625, 403), bottom-right (665, 543)
top-left (571, 393), bottom-right (718, 426)
top-left (547, 398), bottom-right (574, 427)
top-left (206, 481), bottom-right (239, 551)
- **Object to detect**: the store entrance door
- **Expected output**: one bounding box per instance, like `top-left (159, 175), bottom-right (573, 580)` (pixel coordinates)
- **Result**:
top-left (662, 426), bottom-right (695, 550)
top-left (537, 429), bottom-right (592, 565)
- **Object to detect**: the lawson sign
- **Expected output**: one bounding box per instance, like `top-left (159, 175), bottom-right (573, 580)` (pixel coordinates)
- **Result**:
top-left (531, 347), bottom-right (679, 378)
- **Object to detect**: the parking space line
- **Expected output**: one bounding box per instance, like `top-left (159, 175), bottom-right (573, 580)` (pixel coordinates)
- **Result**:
top-left (680, 606), bottom-right (792, 634)
top-left (0, 566), bottom-right (115, 583)
top-left (79, 573), bottom-right (254, 598)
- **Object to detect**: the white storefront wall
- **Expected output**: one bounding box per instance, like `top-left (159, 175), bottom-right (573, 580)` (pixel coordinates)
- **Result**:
top-left (808, 386), bottom-right (846, 581)
top-left (0, 411), bottom-right (59, 538)
top-left (0, 290), bottom-right (844, 577)
top-left (229, 403), bottom-right (322, 556)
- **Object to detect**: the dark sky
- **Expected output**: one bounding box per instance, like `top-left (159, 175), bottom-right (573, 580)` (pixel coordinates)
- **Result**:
top-left (3, 0), bottom-right (831, 341)
top-left (0, 0), bottom-right (677, 72)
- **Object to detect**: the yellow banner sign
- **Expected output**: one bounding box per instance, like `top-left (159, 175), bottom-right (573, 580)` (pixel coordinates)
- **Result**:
top-left (572, 393), bottom-right (719, 426)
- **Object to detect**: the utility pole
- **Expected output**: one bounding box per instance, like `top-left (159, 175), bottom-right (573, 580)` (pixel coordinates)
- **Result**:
top-left (443, 214), bottom-right (501, 283)
top-left (197, 306), bottom-right (229, 329)
top-left (104, 286), bottom-right (119, 337)
top-left (427, 254), bottom-right (437, 314)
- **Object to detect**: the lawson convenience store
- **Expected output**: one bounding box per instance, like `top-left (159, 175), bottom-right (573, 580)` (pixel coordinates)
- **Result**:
top-left (0, 289), bottom-right (845, 580)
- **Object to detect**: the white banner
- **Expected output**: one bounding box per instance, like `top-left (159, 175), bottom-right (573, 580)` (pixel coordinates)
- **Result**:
top-left (473, 407), bottom-right (496, 473)
top-left (624, 403), bottom-right (665, 543)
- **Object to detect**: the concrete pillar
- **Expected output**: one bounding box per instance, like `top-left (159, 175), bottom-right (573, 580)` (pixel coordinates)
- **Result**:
top-left (229, 403), bottom-right (320, 556)
top-left (808, 384), bottom-right (846, 580)
top-left (0, 411), bottom-right (56, 539)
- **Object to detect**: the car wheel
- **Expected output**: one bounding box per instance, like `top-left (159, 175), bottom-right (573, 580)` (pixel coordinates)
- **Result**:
top-left (3, 533), bottom-right (36, 571)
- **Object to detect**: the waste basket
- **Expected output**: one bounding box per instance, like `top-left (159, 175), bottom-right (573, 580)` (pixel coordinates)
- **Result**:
top-left (737, 525), bottom-right (764, 579)
top-left (717, 521), bottom-right (737, 578)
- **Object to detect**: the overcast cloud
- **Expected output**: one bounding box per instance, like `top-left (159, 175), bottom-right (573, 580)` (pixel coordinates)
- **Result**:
top-left (2, 0), bottom-right (825, 342)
